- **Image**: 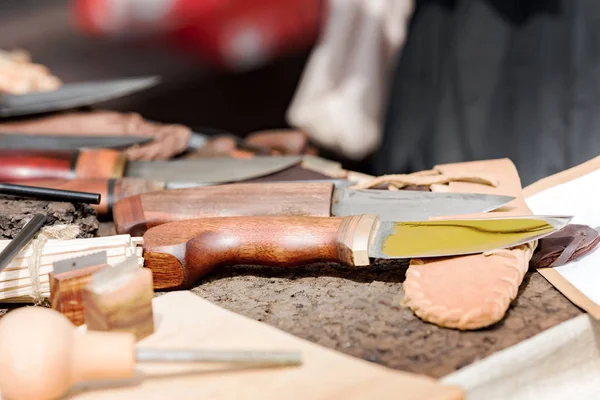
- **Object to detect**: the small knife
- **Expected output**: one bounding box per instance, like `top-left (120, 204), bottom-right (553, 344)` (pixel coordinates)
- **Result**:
top-left (0, 133), bottom-right (153, 150)
top-left (112, 181), bottom-right (515, 236)
top-left (0, 149), bottom-right (303, 184)
top-left (142, 214), bottom-right (572, 290)
top-left (0, 76), bottom-right (159, 118)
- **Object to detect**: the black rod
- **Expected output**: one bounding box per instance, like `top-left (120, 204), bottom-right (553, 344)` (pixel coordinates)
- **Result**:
top-left (0, 214), bottom-right (47, 273)
top-left (0, 183), bottom-right (100, 204)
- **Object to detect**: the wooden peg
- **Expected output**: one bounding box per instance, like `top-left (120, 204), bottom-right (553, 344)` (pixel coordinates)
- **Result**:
top-left (0, 306), bottom-right (301, 400)
top-left (49, 252), bottom-right (110, 326)
top-left (82, 256), bottom-right (154, 340)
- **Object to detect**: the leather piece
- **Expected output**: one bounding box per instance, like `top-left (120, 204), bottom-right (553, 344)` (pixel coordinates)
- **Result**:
top-left (0, 110), bottom-right (190, 161)
top-left (0, 49), bottom-right (61, 95)
top-left (245, 129), bottom-right (317, 155)
top-left (531, 224), bottom-right (600, 268)
top-left (351, 169), bottom-right (499, 190)
top-left (184, 131), bottom-right (317, 159)
top-left (400, 158), bottom-right (535, 330)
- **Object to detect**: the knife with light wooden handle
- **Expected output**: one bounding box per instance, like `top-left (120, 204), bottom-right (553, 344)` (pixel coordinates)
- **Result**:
top-left (112, 182), bottom-right (515, 236)
top-left (142, 214), bottom-right (572, 290)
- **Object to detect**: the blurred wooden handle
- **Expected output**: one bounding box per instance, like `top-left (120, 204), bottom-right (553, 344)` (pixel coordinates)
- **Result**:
top-left (113, 181), bottom-right (335, 236)
top-left (245, 130), bottom-right (310, 155)
top-left (142, 214), bottom-right (377, 290)
top-left (0, 149), bottom-right (126, 182)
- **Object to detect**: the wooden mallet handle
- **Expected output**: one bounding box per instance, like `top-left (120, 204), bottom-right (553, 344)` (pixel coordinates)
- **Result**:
top-left (0, 307), bottom-right (135, 400)
top-left (142, 214), bottom-right (378, 290)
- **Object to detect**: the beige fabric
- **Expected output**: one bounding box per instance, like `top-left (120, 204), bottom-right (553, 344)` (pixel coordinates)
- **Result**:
top-left (0, 111), bottom-right (191, 161)
top-left (286, 0), bottom-right (414, 160)
top-left (67, 291), bottom-right (463, 400)
top-left (401, 159), bottom-right (535, 330)
top-left (441, 314), bottom-right (600, 400)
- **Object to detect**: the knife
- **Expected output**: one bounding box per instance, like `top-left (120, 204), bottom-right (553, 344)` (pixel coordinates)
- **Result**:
top-left (141, 214), bottom-right (572, 289)
top-left (0, 149), bottom-right (302, 184)
top-left (0, 133), bottom-right (153, 150)
top-left (112, 181), bottom-right (515, 236)
top-left (0, 76), bottom-right (159, 118)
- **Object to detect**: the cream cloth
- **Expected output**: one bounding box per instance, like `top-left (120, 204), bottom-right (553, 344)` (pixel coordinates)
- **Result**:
top-left (286, 0), bottom-right (414, 160)
top-left (442, 315), bottom-right (600, 400)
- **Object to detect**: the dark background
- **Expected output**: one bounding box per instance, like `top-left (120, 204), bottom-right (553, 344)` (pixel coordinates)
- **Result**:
top-left (0, 0), bottom-right (312, 135)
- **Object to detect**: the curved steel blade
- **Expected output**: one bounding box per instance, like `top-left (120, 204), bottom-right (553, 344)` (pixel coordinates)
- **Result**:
top-left (0, 76), bottom-right (159, 117)
top-left (0, 133), bottom-right (152, 150)
top-left (125, 156), bottom-right (302, 184)
top-left (332, 189), bottom-right (515, 221)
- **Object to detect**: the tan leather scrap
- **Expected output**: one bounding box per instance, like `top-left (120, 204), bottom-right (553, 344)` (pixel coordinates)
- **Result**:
top-left (400, 159), bottom-right (535, 330)
top-left (0, 111), bottom-right (191, 161)
top-left (351, 169), bottom-right (499, 191)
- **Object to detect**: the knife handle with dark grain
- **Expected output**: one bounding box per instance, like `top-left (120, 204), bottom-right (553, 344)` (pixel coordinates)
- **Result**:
top-left (0, 149), bottom-right (127, 182)
top-left (113, 182), bottom-right (336, 236)
top-left (142, 214), bottom-right (378, 290)
top-left (20, 178), bottom-right (165, 218)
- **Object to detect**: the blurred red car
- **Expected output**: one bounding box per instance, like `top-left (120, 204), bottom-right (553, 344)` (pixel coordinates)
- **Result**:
top-left (73, 0), bottom-right (324, 70)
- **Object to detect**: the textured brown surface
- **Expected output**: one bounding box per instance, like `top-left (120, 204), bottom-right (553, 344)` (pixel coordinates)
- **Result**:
top-left (0, 196), bottom-right (98, 239)
top-left (168, 256), bottom-right (581, 378)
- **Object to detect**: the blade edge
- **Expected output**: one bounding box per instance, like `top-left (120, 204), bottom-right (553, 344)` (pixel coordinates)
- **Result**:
top-left (332, 189), bottom-right (515, 220)
top-left (369, 216), bottom-right (572, 259)
top-left (125, 156), bottom-right (302, 184)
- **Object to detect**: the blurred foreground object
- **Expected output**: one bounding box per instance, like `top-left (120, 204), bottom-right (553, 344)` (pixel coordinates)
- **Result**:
top-left (0, 49), bottom-right (62, 95)
top-left (187, 129), bottom-right (317, 158)
top-left (0, 111), bottom-right (316, 161)
top-left (0, 111), bottom-right (191, 161)
top-left (72, 0), bottom-right (323, 70)
top-left (286, 0), bottom-right (415, 160)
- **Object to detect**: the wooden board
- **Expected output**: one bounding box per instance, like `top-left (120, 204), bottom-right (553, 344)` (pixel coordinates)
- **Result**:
top-left (70, 291), bottom-right (463, 400)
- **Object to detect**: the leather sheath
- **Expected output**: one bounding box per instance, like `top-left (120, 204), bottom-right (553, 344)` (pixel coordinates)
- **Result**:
top-left (530, 224), bottom-right (600, 268)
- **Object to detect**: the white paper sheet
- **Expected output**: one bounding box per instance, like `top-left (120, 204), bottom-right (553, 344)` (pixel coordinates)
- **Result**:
top-left (526, 169), bottom-right (600, 306)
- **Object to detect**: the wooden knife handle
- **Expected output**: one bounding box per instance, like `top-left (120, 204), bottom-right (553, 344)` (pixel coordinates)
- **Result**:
top-left (0, 149), bottom-right (127, 182)
top-left (142, 214), bottom-right (378, 290)
top-left (113, 182), bottom-right (335, 236)
top-left (23, 178), bottom-right (165, 218)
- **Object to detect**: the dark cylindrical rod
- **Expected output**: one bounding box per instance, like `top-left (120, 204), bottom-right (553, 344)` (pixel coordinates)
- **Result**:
top-left (0, 183), bottom-right (101, 204)
top-left (0, 214), bottom-right (47, 273)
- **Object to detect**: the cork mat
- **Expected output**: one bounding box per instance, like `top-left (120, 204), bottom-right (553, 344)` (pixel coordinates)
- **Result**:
top-left (71, 292), bottom-right (462, 400)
